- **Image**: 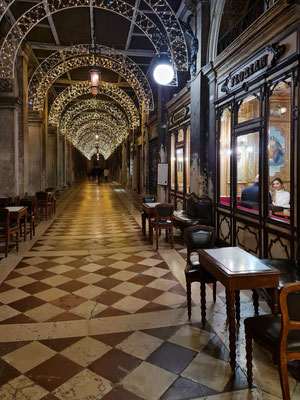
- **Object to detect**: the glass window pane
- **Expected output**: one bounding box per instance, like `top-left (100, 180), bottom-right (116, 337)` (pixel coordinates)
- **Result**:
top-left (185, 126), bottom-right (190, 194)
top-left (219, 108), bottom-right (231, 205)
top-left (237, 132), bottom-right (260, 212)
top-left (268, 79), bottom-right (291, 221)
top-left (170, 134), bottom-right (175, 190)
top-left (176, 148), bottom-right (184, 192)
top-left (238, 94), bottom-right (260, 123)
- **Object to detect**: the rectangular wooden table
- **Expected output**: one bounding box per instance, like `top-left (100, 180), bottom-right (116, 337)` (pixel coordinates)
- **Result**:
top-left (6, 206), bottom-right (28, 241)
top-left (198, 247), bottom-right (279, 371)
top-left (141, 202), bottom-right (161, 236)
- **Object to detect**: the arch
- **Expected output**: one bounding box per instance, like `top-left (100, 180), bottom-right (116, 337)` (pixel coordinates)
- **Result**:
top-left (49, 81), bottom-right (140, 128)
top-left (207, 0), bottom-right (229, 61)
top-left (68, 113), bottom-right (127, 145)
top-left (77, 129), bottom-right (120, 159)
top-left (59, 99), bottom-right (128, 135)
top-left (0, 0), bottom-right (188, 78)
top-left (28, 45), bottom-right (154, 111)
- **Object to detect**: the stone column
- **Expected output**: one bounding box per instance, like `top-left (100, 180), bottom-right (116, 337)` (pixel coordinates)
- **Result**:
top-left (0, 94), bottom-right (21, 196)
top-left (203, 61), bottom-right (217, 200)
top-left (46, 126), bottom-right (57, 188)
top-left (188, 0), bottom-right (210, 196)
top-left (27, 111), bottom-right (44, 194)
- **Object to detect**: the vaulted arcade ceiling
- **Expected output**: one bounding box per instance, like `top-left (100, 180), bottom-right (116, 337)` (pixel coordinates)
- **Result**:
top-left (0, 0), bottom-right (189, 159)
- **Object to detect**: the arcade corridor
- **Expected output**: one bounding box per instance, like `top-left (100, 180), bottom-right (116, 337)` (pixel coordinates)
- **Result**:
top-left (0, 181), bottom-right (298, 399)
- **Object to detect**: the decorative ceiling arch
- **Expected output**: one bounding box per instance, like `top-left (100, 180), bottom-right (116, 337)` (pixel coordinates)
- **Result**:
top-left (0, 0), bottom-right (188, 79)
top-left (49, 81), bottom-right (140, 128)
top-left (68, 113), bottom-right (127, 145)
top-left (59, 99), bottom-right (128, 135)
top-left (76, 128), bottom-right (120, 159)
top-left (28, 46), bottom-right (154, 111)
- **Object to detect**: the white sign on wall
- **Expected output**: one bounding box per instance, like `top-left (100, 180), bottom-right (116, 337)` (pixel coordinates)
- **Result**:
top-left (158, 163), bottom-right (168, 186)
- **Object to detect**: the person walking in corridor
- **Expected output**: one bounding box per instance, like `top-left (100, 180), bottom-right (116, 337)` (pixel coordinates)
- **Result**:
top-left (104, 168), bottom-right (109, 182)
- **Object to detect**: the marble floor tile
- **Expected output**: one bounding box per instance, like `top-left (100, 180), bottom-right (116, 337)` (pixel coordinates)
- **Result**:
top-left (121, 361), bottom-right (177, 400)
top-left (3, 342), bottom-right (55, 373)
top-left (116, 331), bottom-right (163, 360)
top-left (0, 375), bottom-right (49, 400)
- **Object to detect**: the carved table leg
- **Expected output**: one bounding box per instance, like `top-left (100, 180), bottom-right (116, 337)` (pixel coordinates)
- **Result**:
top-left (271, 288), bottom-right (279, 315)
top-left (141, 212), bottom-right (146, 236)
top-left (200, 281), bottom-right (206, 328)
top-left (245, 330), bottom-right (253, 387)
top-left (235, 290), bottom-right (240, 323)
top-left (226, 289), bottom-right (236, 371)
top-left (252, 289), bottom-right (259, 315)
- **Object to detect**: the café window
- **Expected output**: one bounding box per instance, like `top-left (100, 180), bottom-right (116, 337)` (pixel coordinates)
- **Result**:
top-left (237, 94), bottom-right (260, 123)
top-left (176, 148), bottom-right (184, 192)
top-left (170, 134), bottom-right (175, 190)
top-left (185, 126), bottom-right (190, 194)
top-left (268, 78), bottom-right (291, 222)
top-left (219, 108), bottom-right (231, 205)
top-left (236, 132), bottom-right (260, 212)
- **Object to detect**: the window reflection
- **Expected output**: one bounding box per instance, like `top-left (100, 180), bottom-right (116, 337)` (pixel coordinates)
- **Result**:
top-left (238, 94), bottom-right (260, 123)
top-left (170, 134), bottom-right (175, 190)
top-left (219, 108), bottom-right (231, 205)
top-left (185, 126), bottom-right (190, 194)
top-left (176, 148), bottom-right (184, 192)
top-left (268, 79), bottom-right (291, 221)
top-left (237, 132), bottom-right (259, 211)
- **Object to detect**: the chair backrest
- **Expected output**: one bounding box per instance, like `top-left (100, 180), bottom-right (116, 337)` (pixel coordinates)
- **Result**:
top-left (14, 195), bottom-right (20, 206)
top-left (35, 191), bottom-right (49, 202)
top-left (45, 187), bottom-right (55, 192)
top-left (154, 203), bottom-right (174, 221)
top-left (279, 282), bottom-right (300, 347)
top-left (0, 208), bottom-right (9, 229)
top-left (20, 199), bottom-right (35, 215)
top-left (142, 195), bottom-right (156, 203)
top-left (0, 197), bottom-right (11, 207)
top-left (184, 225), bottom-right (216, 263)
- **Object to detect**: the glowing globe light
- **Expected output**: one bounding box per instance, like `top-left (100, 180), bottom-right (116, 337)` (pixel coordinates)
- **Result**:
top-left (153, 62), bottom-right (174, 85)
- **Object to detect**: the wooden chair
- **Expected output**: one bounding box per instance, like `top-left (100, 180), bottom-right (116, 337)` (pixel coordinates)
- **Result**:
top-left (20, 199), bottom-right (36, 239)
top-left (252, 240), bottom-right (300, 314)
top-left (45, 188), bottom-right (56, 213)
top-left (0, 197), bottom-right (11, 207)
top-left (35, 191), bottom-right (52, 221)
top-left (150, 203), bottom-right (174, 250)
top-left (0, 209), bottom-right (19, 257)
top-left (245, 282), bottom-right (300, 400)
top-left (184, 225), bottom-right (217, 326)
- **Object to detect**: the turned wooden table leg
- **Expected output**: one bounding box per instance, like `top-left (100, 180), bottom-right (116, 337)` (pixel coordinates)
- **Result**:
top-left (226, 289), bottom-right (236, 371)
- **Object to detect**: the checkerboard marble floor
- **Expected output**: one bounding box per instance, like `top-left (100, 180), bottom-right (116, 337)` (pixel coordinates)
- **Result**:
top-left (0, 181), bottom-right (299, 399)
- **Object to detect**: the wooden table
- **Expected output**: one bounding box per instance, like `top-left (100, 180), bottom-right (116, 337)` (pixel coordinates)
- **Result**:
top-left (273, 210), bottom-right (290, 218)
top-left (141, 202), bottom-right (161, 236)
top-left (6, 206), bottom-right (28, 241)
top-left (198, 247), bottom-right (279, 371)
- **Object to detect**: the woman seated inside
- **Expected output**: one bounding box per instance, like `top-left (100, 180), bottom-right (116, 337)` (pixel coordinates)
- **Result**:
top-left (270, 178), bottom-right (290, 208)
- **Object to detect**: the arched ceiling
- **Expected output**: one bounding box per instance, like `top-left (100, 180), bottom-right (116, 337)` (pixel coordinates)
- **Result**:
top-left (0, 0), bottom-right (188, 159)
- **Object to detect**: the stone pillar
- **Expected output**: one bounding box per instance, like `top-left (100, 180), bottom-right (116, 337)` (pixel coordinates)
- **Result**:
top-left (188, 0), bottom-right (210, 196)
top-left (203, 62), bottom-right (217, 200)
top-left (0, 95), bottom-right (21, 196)
top-left (26, 111), bottom-right (44, 194)
top-left (46, 126), bottom-right (57, 188)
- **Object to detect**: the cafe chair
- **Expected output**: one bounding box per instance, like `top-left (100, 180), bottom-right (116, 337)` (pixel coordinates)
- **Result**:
top-left (0, 208), bottom-right (19, 257)
top-left (245, 282), bottom-right (300, 400)
top-left (141, 195), bottom-right (156, 236)
top-left (45, 188), bottom-right (56, 213)
top-left (150, 203), bottom-right (174, 250)
top-left (253, 240), bottom-right (300, 314)
top-left (184, 225), bottom-right (216, 326)
top-left (35, 191), bottom-right (53, 221)
top-left (0, 197), bottom-right (11, 207)
top-left (20, 199), bottom-right (36, 239)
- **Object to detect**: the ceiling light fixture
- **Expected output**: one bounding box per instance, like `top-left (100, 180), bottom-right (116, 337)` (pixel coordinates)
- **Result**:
top-left (89, 31), bottom-right (101, 96)
top-left (153, 46), bottom-right (174, 86)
